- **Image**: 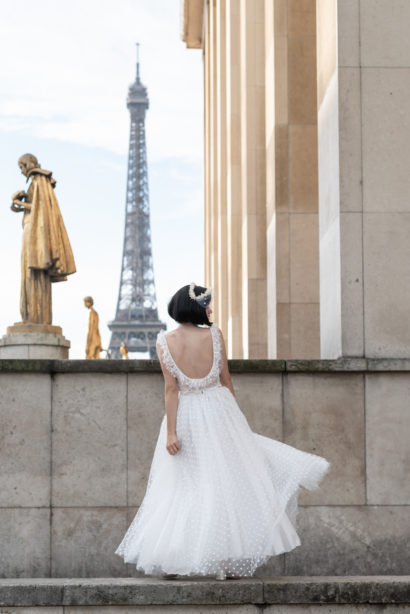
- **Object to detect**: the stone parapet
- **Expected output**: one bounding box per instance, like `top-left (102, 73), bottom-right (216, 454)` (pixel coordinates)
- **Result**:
top-left (2, 357), bottom-right (410, 373)
top-left (0, 362), bottom-right (408, 577)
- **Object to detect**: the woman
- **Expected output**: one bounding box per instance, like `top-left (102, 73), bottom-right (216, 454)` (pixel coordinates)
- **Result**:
top-left (115, 282), bottom-right (330, 580)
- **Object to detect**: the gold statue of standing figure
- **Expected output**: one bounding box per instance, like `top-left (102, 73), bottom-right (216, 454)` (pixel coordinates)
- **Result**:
top-left (120, 341), bottom-right (129, 360)
top-left (84, 296), bottom-right (102, 359)
top-left (11, 154), bottom-right (76, 325)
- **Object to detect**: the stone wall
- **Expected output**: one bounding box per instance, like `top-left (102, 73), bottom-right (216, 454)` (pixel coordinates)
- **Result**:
top-left (0, 359), bottom-right (408, 578)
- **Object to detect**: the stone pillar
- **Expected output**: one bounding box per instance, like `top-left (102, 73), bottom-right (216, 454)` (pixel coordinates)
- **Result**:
top-left (203, 6), bottom-right (211, 286)
top-left (318, 0), bottom-right (410, 358)
top-left (240, 0), bottom-right (268, 358)
top-left (195, 0), bottom-right (320, 359)
top-left (285, 0), bottom-right (320, 358)
top-left (203, 0), bottom-right (267, 358)
top-left (216, 0), bottom-right (229, 336)
top-left (209, 2), bottom-right (219, 308)
top-left (265, 0), bottom-right (320, 358)
top-left (264, 0), bottom-right (277, 357)
top-left (226, 0), bottom-right (244, 357)
top-left (316, 0), bottom-right (343, 358)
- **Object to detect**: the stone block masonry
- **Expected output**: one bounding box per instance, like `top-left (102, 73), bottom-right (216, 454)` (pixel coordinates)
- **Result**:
top-left (0, 359), bottom-right (409, 578)
top-left (0, 576), bottom-right (409, 611)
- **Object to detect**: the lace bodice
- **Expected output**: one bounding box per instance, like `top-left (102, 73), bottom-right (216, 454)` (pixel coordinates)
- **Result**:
top-left (156, 324), bottom-right (222, 393)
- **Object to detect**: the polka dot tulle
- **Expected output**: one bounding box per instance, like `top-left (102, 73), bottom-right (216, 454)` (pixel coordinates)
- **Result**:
top-left (115, 323), bottom-right (331, 577)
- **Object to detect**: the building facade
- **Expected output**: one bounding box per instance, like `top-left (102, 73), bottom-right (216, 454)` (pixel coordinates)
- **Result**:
top-left (182, 0), bottom-right (410, 360)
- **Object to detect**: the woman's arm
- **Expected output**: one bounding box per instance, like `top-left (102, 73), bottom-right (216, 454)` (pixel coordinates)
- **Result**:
top-left (156, 342), bottom-right (181, 455)
top-left (216, 327), bottom-right (236, 397)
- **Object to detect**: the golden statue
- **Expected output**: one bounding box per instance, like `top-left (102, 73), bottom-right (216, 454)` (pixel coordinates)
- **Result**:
top-left (11, 153), bottom-right (76, 325)
top-left (120, 341), bottom-right (129, 360)
top-left (84, 296), bottom-right (102, 359)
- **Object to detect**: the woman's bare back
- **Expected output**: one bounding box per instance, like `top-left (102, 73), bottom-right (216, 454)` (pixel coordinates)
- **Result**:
top-left (164, 325), bottom-right (214, 379)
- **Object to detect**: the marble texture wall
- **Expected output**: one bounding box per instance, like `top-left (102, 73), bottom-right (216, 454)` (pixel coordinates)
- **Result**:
top-left (0, 362), bottom-right (408, 578)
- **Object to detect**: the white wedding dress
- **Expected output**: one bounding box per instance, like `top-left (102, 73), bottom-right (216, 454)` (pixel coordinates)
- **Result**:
top-left (115, 323), bottom-right (330, 577)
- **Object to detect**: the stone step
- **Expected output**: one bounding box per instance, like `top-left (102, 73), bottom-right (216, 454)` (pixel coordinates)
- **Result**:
top-left (0, 576), bottom-right (408, 611)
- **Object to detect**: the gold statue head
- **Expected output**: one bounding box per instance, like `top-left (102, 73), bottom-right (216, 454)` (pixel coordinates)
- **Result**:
top-left (18, 153), bottom-right (39, 177)
top-left (84, 296), bottom-right (94, 309)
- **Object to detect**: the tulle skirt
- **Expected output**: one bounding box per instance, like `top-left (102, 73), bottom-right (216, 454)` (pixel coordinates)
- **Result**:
top-left (115, 384), bottom-right (330, 576)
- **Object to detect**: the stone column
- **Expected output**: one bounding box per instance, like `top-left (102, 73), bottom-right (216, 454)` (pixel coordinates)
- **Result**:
top-left (265, 0), bottom-right (320, 358)
top-left (316, 0), bottom-right (343, 358)
top-left (209, 1), bottom-right (219, 306)
top-left (204, 1), bottom-right (221, 308)
top-left (318, 0), bottom-right (410, 358)
top-left (226, 0), bottom-right (244, 357)
top-left (203, 5), bottom-right (211, 286)
top-left (216, 0), bottom-right (229, 335)
top-left (264, 0), bottom-right (277, 357)
top-left (286, 0), bottom-right (320, 359)
top-left (240, 0), bottom-right (268, 358)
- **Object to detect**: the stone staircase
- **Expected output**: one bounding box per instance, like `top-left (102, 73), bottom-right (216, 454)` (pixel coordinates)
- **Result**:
top-left (0, 576), bottom-right (409, 612)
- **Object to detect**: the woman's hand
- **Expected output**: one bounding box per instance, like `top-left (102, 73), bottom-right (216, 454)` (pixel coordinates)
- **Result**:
top-left (166, 433), bottom-right (181, 456)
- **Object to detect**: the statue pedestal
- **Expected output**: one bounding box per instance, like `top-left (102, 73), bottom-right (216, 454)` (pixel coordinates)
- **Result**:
top-left (0, 323), bottom-right (70, 359)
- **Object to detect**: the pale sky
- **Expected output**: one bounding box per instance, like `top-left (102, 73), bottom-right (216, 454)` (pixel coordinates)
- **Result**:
top-left (0, 0), bottom-right (204, 358)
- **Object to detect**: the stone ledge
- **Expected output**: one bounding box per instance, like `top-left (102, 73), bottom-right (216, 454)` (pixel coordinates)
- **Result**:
top-left (2, 357), bottom-right (410, 373)
top-left (0, 359), bottom-right (162, 373)
top-left (0, 577), bottom-right (408, 607)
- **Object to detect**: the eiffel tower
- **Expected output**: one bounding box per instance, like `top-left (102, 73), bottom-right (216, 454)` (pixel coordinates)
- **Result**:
top-left (108, 45), bottom-right (166, 359)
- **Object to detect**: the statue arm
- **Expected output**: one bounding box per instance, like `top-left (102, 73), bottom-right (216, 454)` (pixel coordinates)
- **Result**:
top-left (11, 200), bottom-right (31, 212)
top-left (10, 190), bottom-right (31, 213)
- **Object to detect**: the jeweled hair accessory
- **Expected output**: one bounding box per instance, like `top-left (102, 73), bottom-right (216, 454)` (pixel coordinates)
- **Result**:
top-left (188, 281), bottom-right (212, 308)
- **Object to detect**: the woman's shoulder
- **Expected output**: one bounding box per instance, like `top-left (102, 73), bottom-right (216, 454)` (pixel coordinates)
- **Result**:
top-left (157, 323), bottom-right (220, 341)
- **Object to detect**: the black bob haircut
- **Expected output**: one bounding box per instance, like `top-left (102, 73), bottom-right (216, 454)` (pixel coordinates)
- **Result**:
top-left (168, 284), bottom-right (213, 327)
